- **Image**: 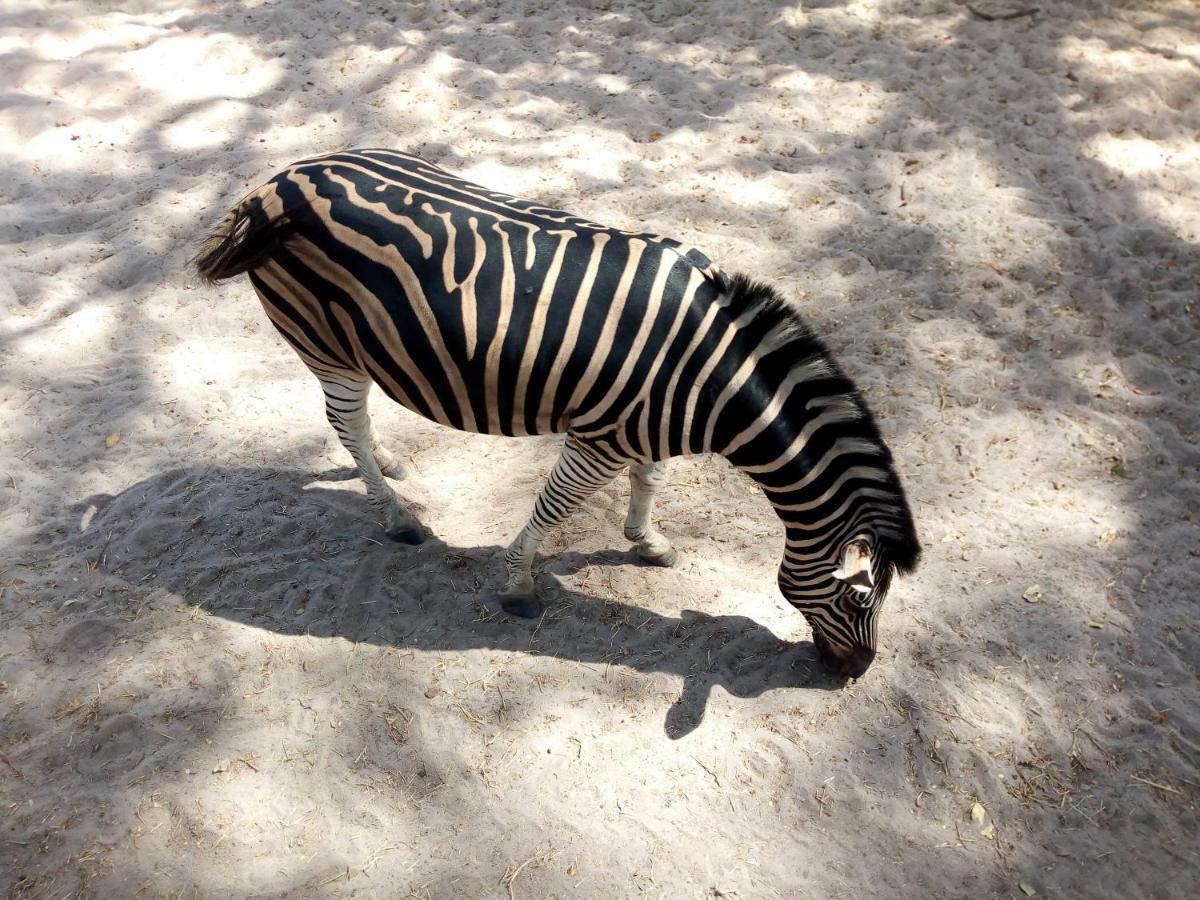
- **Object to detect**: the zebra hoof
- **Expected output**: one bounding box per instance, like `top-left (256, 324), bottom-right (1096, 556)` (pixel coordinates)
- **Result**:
top-left (639, 547), bottom-right (678, 568)
top-left (387, 524), bottom-right (425, 545)
top-left (498, 594), bottom-right (545, 619)
top-left (380, 460), bottom-right (408, 480)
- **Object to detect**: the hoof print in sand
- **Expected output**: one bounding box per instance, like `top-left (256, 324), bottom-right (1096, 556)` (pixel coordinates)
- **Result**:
top-left (82, 714), bottom-right (171, 776)
top-left (59, 619), bottom-right (120, 654)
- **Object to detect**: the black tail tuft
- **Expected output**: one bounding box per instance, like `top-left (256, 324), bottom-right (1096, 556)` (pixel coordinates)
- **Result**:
top-left (193, 195), bottom-right (292, 284)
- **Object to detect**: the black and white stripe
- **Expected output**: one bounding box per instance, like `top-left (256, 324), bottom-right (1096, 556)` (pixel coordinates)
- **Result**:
top-left (195, 148), bottom-right (920, 677)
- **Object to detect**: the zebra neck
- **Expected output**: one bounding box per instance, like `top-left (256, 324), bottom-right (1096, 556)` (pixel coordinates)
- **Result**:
top-left (767, 472), bottom-right (900, 614)
top-left (714, 378), bottom-right (904, 583)
top-left (692, 271), bottom-right (920, 584)
top-left (749, 444), bottom-right (896, 568)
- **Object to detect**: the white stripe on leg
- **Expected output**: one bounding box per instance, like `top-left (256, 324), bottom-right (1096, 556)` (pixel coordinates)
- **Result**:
top-left (501, 435), bottom-right (625, 599)
top-left (624, 460), bottom-right (676, 566)
top-left (319, 374), bottom-right (421, 543)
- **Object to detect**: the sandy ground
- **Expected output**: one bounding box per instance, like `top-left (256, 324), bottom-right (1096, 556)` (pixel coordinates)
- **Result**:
top-left (2, 0), bottom-right (1199, 896)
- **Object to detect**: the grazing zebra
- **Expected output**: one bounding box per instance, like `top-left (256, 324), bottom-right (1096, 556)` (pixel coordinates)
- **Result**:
top-left (195, 148), bottom-right (920, 678)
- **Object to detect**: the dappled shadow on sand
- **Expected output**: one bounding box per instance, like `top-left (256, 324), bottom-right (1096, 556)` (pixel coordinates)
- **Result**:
top-left (3, 0), bottom-right (1199, 895)
top-left (65, 464), bottom-right (842, 739)
top-left (4, 446), bottom-right (1193, 895)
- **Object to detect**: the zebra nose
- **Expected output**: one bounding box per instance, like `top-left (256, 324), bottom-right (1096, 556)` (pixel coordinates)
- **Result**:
top-left (818, 642), bottom-right (876, 679)
top-left (839, 647), bottom-right (875, 679)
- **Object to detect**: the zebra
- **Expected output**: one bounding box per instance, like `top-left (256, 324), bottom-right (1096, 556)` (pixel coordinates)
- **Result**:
top-left (194, 148), bottom-right (920, 679)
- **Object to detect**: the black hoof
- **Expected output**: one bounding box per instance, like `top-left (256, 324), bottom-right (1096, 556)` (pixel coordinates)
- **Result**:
top-left (494, 595), bottom-right (544, 619)
top-left (387, 525), bottom-right (425, 545)
top-left (501, 595), bottom-right (544, 619)
top-left (640, 548), bottom-right (678, 568)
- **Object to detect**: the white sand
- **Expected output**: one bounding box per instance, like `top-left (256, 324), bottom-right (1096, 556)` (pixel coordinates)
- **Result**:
top-left (2, 0), bottom-right (1198, 896)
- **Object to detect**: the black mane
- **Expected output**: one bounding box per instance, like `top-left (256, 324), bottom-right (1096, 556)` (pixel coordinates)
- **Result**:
top-left (720, 271), bottom-right (922, 575)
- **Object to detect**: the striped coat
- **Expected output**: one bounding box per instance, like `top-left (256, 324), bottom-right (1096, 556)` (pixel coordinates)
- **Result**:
top-left (196, 148), bottom-right (920, 679)
top-left (244, 150), bottom-right (734, 455)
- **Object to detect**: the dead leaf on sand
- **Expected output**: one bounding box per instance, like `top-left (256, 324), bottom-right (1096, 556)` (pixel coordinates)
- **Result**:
top-left (970, 800), bottom-right (996, 838)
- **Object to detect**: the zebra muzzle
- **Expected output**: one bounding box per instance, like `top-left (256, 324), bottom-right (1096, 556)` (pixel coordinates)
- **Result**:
top-left (813, 630), bottom-right (876, 679)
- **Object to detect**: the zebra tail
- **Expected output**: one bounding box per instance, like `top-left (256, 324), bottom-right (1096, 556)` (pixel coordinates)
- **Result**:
top-left (193, 193), bottom-right (293, 284)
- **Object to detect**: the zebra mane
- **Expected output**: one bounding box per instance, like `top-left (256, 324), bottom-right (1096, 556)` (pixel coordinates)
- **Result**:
top-left (721, 271), bottom-right (922, 575)
top-left (719, 272), bottom-right (849, 399)
top-left (721, 272), bottom-right (818, 355)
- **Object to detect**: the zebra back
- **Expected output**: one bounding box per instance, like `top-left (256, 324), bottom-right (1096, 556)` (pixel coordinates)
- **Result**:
top-left (198, 148), bottom-right (730, 445)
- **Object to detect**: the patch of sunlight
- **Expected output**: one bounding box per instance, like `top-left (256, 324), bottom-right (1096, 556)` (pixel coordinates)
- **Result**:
top-left (1078, 138), bottom-right (1200, 242)
top-left (457, 157), bottom-right (549, 200)
top-left (717, 174), bottom-right (796, 208)
top-left (720, 585), bottom-right (793, 631)
top-left (1058, 33), bottom-right (1198, 107)
top-left (559, 143), bottom-right (626, 183)
top-left (123, 34), bottom-right (281, 103)
top-left (1083, 134), bottom-right (1172, 175)
top-left (593, 73), bottom-right (632, 96)
top-left (12, 303), bottom-right (114, 360)
top-left (163, 342), bottom-right (293, 404)
top-left (410, 49), bottom-right (460, 93)
top-left (163, 100), bottom-right (255, 151)
top-left (768, 68), bottom-right (835, 95)
top-left (895, 140), bottom-right (1062, 265)
top-left (23, 18), bottom-right (166, 59)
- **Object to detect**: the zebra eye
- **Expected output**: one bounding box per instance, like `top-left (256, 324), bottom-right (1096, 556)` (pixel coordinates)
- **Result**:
top-left (844, 585), bottom-right (874, 609)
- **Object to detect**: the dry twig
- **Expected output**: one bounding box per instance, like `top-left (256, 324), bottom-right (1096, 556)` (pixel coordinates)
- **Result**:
top-left (966, 4), bottom-right (1039, 21)
top-left (502, 856), bottom-right (536, 900)
top-left (1131, 774), bottom-right (1182, 796)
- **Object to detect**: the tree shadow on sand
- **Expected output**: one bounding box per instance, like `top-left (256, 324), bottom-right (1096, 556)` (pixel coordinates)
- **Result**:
top-left (63, 463), bottom-right (843, 739)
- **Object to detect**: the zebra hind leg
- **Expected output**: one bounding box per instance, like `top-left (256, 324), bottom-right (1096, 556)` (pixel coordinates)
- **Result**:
top-left (319, 373), bottom-right (423, 544)
top-left (495, 435), bottom-right (625, 618)
top-left (369, 423), bottom-right (406, 480)
top-left (624, 461), bottom-right (678, 567)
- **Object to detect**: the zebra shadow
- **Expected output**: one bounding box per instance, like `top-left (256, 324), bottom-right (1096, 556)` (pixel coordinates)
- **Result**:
top-left (67, 464), bottom-right (842, 738)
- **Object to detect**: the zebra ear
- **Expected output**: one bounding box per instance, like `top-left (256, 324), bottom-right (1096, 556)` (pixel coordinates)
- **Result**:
top-left (834, 539), bottom-right (875, 594)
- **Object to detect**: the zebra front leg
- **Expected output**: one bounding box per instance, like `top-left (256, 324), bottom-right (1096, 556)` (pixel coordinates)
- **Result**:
top-left (495, 435), bottom-right (625, 618)
top-left (319, 374), bottom-right (423, 544)
top-left (625, 461), bottom-right (677, 567)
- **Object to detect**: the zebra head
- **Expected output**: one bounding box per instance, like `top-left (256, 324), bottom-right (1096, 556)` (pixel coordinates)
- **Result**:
top-left (702, 273), bottom-right (921, 678)
top-left (780, 531), bottom-right (915, 679)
